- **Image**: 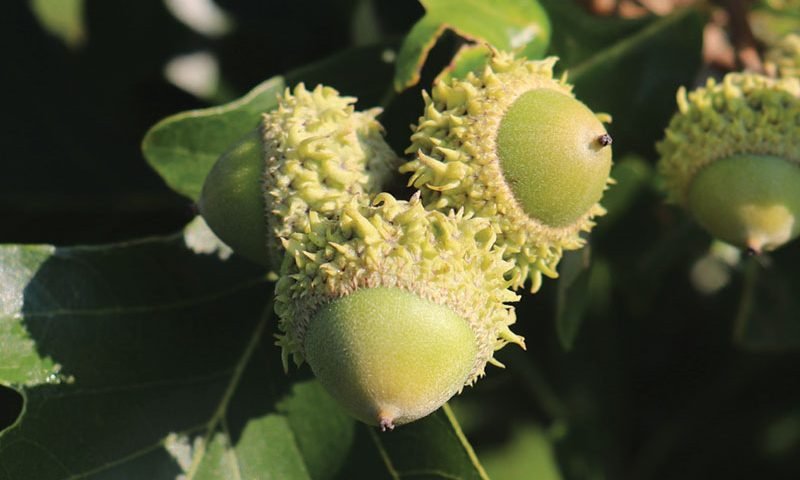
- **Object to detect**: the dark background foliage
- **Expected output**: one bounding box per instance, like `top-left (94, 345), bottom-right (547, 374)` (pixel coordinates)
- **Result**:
top-left (2, 1), bottom-right (800, 479)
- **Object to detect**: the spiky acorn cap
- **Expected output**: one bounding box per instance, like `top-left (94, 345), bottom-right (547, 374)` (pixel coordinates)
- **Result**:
top-left (274, 192), bottom-right (522, 427)
top-left (401, 51), bottom-right (613, 292)
top-left (657, 73), bottom-right (800, 204)
top-left (262, 83), bottom-right (399, 265)
top-left (276, 192), bottom-right (522, 375)
top-left (199, 83), bottom-right (399, 268)
top-left (657, 73), bottom-right (800, 252)
top-left (766, 33), bottom-right (800, 79)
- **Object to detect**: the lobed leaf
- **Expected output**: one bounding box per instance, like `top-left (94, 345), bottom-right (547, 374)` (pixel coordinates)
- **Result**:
top-left (394, 0), bottom-right (550, 91)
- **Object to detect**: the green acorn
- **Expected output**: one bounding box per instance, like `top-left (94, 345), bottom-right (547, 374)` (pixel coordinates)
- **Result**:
top-left (401, 51), bottom-right (614, 292)
top-left (275, 193), bottom-right (522, 430)
top-left (198, 83), bottom-right (399, 268)
top-left (657, 73), bottom-right (800, 253)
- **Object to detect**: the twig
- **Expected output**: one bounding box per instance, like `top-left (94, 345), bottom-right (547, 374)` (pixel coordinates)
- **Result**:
top-left (722, 0), bottom-right (764, 72)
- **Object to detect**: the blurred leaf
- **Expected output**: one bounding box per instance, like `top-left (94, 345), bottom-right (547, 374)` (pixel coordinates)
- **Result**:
top-left (285, 41), bottom-right (397, 108)
top-left (750, 6), bottom-right (800, 45)
top-left (394, 0), bottom-right (551, 91)
top-left (142, 43), bottom-right (396, 202)
top-left (539, 0), bottom-right (648, 67)
top-left (761, 409), bottom-right (800, 458)
top-left (754, 0), bottom-right (800, 17)
top-left (587, 257), bottom-right (612, 318)
top-left (734, 254), bottom-right (800, 351)
top-left (2, 0), bottom-right (203, 235)
top-left (542, 1), bottom-right (705, 157)
top-left (555, 248), bottom-right (592, 351)
top-left (28, 0), bottom-right (86, 48)
top-left (598, 155), bottom-right (654, 230)
top-left (351, 0), bottom-right (382, 46)
top-left (481, 423), bottom-right (563, 480)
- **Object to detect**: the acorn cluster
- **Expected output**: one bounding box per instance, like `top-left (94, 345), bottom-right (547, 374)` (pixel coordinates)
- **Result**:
top-left (199, 51), bottom-right (614, 429)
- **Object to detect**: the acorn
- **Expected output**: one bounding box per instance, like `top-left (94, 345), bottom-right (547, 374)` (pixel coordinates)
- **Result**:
top-left (657, 73), bottom-right (800, 254)
top-left (198, 83), bottom-right (399, 268)
top-left (401, 51), bottom-right (614, 292)
top-left (275, 193), bottom-right (522, 430)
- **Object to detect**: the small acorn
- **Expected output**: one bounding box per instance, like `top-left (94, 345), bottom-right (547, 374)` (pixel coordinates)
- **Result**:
top-left (198, 83), bottom-right (399, 268)
top-left (275, 193), bottom-right (522, 430)
top-left (401, 51), bottom-right (614, 292)
top-left (657, 73), bottom-right (800, 253)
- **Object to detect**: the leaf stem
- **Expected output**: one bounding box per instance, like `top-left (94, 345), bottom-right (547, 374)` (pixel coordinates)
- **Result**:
top-left (441, 403), bottom-right (491, 480)
top-left (732, 256), bottom-right (759, 344)
top-left (570, 6), bottom-right (699, 82)
top-left (185, 301), bottom-right (272, 479)
top-left (367, 425), bottom-right (401, 480)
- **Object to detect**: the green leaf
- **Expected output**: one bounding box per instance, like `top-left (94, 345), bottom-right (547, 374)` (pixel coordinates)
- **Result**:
top-left (597, 155), bottom-right (654, 231)
top-left (29, 0), bottom-right (86, 48)
top-left (142, 77), bottom-right (286, 202)
top-left (142, 43), bottom-right (397, 202)
top-left (394, 0), bottom-right (551, 91)
top-left (0, 218), bottom-right (357, 479)
top-left (434, 44), bottom-right (492, 85)
top-left (480, 423), bottom-right (563, 480)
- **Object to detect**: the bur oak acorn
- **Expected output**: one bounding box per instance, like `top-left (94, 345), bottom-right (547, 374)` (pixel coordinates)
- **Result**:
top-left (198, 83), bottom-right (399, 268)
top-left (275, 193), bottom-right (522, 430)
top-left (402, 51), bottom-right (614, 292)
top-left (657, 73), bottom-right (800, 254)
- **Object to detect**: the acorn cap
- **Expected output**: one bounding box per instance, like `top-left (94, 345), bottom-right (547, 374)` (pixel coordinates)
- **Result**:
top-left (199, 83), bottom-right (399, 269)
top-left (401, 51), bottom-right (613, 292)
top-left (657, 73), bottom-right (800, 252)
top-left (657, 73), bottom-right (800, 205)
top-left (274, 193), bottom-right (522, 426)
top-left (262, 83), bottom-right (399, 267)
